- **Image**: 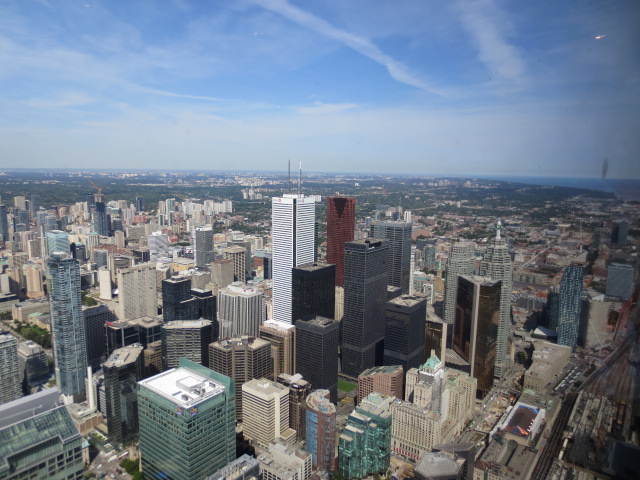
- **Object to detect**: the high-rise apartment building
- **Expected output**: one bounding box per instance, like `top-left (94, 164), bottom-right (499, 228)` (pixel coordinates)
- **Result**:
top-left (224, 245), bottom-right (248, 282)
top-left (296, 316), bottom-right (339, 403)
top-left (291, 262), bottom-right (336, 323)
top-left (272, 194), bottom-right (316, 324)
top-left (84, 304), bottom-right (116, 369)
top-left (260, 319), bottom-right (296, 377)
top-left (217, 283), bottom-right (265, 339)
top-left (384, 295), bottom-right (426, 370)
top-left (453, 275), bottom-right (501, 398)
top-left (93, 201), bottom-right (109, 236)
top-left (358, 365), bottom-right (404, 403)
top-left (444, 242), bottom-right (476, 327)
top-left (306, 389), bottom-right (337, 471)
top-left (138, 359), bottom-right (236, 480)
top-left (0, 332), bottom-right (21, 404)
top-left (277, 373), bottom-right (312, 442)
top-left (193, 226), bottom-right (214, 269)
top-left (103, 344), bottom-right (144, 445)
top-left (0, 389), bottom-right (84, 480)
top-left (242, 378), bottom-right (296, 447)
top-left (479, 221), bottom-right (512, 378)
top-left (371, 221), bottom-right (412, 294)
top-left (48, 253), bottom-right (87, 398)
top-left (162, 319), bottom-right (213, 369)
top-left (116, 263), bottom-right (157, 320)
top-left (326, 197), bottom-right (356, 287)
top-left (606, 263), bottom-right (634, 300)
top-left (550, 265), bottom-right (584, 350)
top-left (342, 239), bottom-right (389, 377)
top-left (209, 336), bottom-right (272, 420)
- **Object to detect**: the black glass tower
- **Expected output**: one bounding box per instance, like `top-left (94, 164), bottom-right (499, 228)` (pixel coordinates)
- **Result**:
top-left (291, 262), bottom-right (336, 323)
top-left (384, 295), bottom-right (426, 370)
top-left (341, 238), bottom-right (389, 378)
top-left (296, 316), bottom-right (339, 403)
top-left (162, 277), bottom-right (197, 322)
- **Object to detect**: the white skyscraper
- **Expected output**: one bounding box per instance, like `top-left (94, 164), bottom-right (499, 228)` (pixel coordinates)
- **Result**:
top-left (272, 194), bottom-right (315, 324)
top-left (217, 283), bottom-right (266, 339)
top-left (116, 263), bottom-right (157, 320)
top-left (480, 221), bottom-right (513, 378)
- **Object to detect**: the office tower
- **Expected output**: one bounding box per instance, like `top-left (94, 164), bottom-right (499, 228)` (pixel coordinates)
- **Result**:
top-left (205, 455), bottom-right (260, 480)
top-left (0, 205), bottom-right (8, 245)
top-left (371, 221), bottom-right (412, 294)
top-left (257, 440), bottom-right (312, 480)
top-left (384, 295), bottom-right (426, 370)
top-left (14, 195), bottom-right (27, 210)
top-left (211, 259), bottom-right (235, 289)
top-left (148, 231), bottom-right (169, 261)
top-left (296, 316), bottom-right (339, 403)
top-left (27, 238), bottom-right (41, 259)
top-left (479, 221), bottom-right (512, 378)
top-left (338, 400), bottom-right (392, 479)
top-left (135, 197), bottom-right (143, 213)
top-left (342, 239), bottom-right (389, 377)
top-left (223, 245), bottom-right (247, 282)
top-left (17, 341), bottom-right (49, 393)
top-left (453, 275), bottom-right (501, 398)
top-left (143, 340), bottom-right (163, 378)
top-left (277, 373), bottom-right (311, 441)
top-left (0, 389), bottom-right (84, 480)
top-left (260, 319), bottom-right (296, 377)
top-left (209, 336), bottom-right (272, 420)
top-left (103, 344), bottom-right (144, 445)
top-left (194, 226), bottom-right (214, 269)
top-left (45, 230), bottom-right (69, 256)
top-left (71, 242), bottom-right (86, 262)
top-left (306, 389), bottom-right (337, 471)
top-left (162, 319), bottom-right (213, 369)
top-left (291, 262), bottom-right (336, 323)
top-left (326, 196), bottom-right (356, 287)
top-left (272, 194), bottom-right (316, 324)
top-left (217, 283), bottom-right (265, 339)
top-left (425, 317), bottom-right (447, 361)
top-left (116, 263), bottom-right (157, 320)
top-left (98, 266), bottom-right (112, 300)
top-left (48, 253), bottom-right (87, 398)
top-left (357, 365), bottom-right (404, 403)
top-left (138, 359), bottom-right (236, 480)
top-left (93, 248), bottom-right (108, 269)
top-left (551, 265), bottom-right (584, 350)
top-left (611, 219), bottom-right (629, 246)
top-left (23, 262), bottom-right (45, 298)
top-left (242, 378), bottom-right (295, 447)
top-left (84, 305), bottom-right (116, 369)
top-left (93, 201), bottom-right (109, 236)
top-left (162, 277), bottom-right (196, 321)
top-left (606, 263), bottom-right (634, 300)
top-left (106, 321), bottom-right (140, 355)
top-left (444, 241), bottom-right (476, 327)
top-left (0, 332), bottom-right (21, 404)
top-left (191, 288), bottom-right (218, 336)
top-left (231, 238), bottom-right (252, 281)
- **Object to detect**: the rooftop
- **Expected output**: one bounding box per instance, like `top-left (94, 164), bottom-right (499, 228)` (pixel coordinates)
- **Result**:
top-left (103, 344), bottom-right (144, 368)
top-left (262, 318), bottom-right (295, 331)
top-left (139, 367), bottom-right (226, 408)
top-left (163, 319), bottom-right (212, 329)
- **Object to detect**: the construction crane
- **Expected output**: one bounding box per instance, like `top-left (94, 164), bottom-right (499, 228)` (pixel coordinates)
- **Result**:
top-left (88, 179), bottom-right (105, 203)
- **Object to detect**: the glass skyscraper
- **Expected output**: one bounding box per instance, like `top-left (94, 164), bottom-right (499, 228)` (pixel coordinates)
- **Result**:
top-left (326, 196), bottom-right (356, 287)
top-left (552, 265), bottom-right (584, 350)
top-left (48, 253), bottom-right (87, 398)
top-left (371, 221), bottom-right (412, 294)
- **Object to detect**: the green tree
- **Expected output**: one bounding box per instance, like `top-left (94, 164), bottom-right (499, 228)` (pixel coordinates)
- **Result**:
top-left (515, 351), bottom-right (528, 364)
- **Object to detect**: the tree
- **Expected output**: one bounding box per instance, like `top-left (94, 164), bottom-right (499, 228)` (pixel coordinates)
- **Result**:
top-left (515, 351), bottom-right (528, 364)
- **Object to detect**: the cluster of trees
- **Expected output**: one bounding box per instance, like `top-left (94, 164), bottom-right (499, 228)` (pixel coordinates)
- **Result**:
top-left (119, 459), bottom-right (142, 480)
top-left (13, 321), bottom-right (52, 349)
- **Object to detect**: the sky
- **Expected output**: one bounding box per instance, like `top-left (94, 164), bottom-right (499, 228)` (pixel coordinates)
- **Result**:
top-left (0, 0), bottom-right (639, 178)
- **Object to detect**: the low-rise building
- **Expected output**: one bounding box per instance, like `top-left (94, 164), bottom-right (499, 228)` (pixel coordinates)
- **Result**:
top-left (523, 341), bottom-right (571, 391)
top-left (258, 440), bottom-right (312, 480)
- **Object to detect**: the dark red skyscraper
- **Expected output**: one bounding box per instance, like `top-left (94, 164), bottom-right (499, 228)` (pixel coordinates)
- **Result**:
top-left (326, 197), bottom-right (356, 287)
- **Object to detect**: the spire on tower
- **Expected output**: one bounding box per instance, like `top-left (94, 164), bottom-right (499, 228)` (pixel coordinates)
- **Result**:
top-left (496, 219), bottom-right (502, 240)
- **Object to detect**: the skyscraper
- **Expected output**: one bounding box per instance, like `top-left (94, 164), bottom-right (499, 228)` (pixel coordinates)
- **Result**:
top-left (291, 262), bottom-right (336, 323)
top-left (223, 245), bottom-right (247, 282)
top-left (606, 263), bottom-right (634, 300)
top-left (162, 277), bottom-right (197, 321)
top-left (162, 319), bottom-right (213, 369)
top-left (296, 316), bottom-right (339, 402)
top-left (138, 359), bottom-right (236, 480)
top-left (342, 239), bottom-right (389, 377)
top-left (217, 283), bottom-right (265, 339)
top-left (444, 241), bottom-right (476, 327)
top-left (103, 344), bottom-right (144, 445)
top-left (479, 221), bottom-right (512, 378)
top-left (242, 378), bottom-right (295, 447)
top-left (0, 332), bottom-right (21, 404)
top-left (306, 389), bottom-right (337, 471)
top-left (17, 340), bottom-right (49, 393)
top-left (48, 253), bottom-right (87, 398)
top-left (148, 231), bottom-right (168, 261)
top-left (277, 373), bottom-right (311, 441)
top-left (384, 295), bottom-right (426, 370)
top-left (371, 221), bottom-right (412, 294)
top-left (193, 226), bottom-right (214, 269)
top-left (326, 197), bottom-right (356, 287)
top-left (272, 194), bottom-right (316, 323)
top-left (0, 205), bottom-right (9, 246)
top-left (453, 275), bottom-right (501, 398)
top-left (116, 263), bottom-right (157, 320)
top-left (93, 201), bottom-right (109, 236)
top-left (551, 265), bottom-right (584, 350)
top-left (260, 319), bottom-right (296, 377)
top-left (45, 230), bottom-right (69, 256)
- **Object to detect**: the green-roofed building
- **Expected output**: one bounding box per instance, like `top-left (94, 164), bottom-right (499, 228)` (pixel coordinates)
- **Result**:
top-left (137, 358), bottom-right (236, 480)
top-left (0, 388), bottom-right (83, 480)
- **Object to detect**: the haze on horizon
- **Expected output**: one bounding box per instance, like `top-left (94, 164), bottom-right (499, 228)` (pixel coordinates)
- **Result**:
top-left (1, 0), bottom-right (638, 179)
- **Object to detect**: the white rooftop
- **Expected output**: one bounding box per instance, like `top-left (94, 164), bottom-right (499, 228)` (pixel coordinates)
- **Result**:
top-left (263, 318), bottom-right (295, 330)
top-left (139, 367), bottom-right (225, 408)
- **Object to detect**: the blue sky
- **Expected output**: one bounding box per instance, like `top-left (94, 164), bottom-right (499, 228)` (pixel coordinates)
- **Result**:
top-left (1, 0), bottom-right (638, 178)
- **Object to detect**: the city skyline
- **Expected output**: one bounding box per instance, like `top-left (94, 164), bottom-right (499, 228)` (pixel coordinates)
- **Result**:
top-left (1, 1), bottom-right (638, 179)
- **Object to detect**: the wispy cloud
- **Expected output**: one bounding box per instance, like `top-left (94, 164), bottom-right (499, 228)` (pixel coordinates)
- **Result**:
top-left (454, 0), bottom-right (525, 83)
top-left (24, 92), bottom-right (96, 108)
top-left (251, 0), bottom-right (442, 94)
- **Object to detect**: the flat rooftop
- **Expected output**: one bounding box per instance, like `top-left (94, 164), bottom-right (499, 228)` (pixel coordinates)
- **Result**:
top-left (139, 367), bottom-right (225, 408)
top-left (103, 344), bottom-right (144, 368)
top-left (262, 319), bottom-right (295, 330)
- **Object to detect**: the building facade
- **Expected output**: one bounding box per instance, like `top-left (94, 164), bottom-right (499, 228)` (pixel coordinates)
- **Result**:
top-left (162, 319), bottom-right (213, 369)
top-left (358, 365), bottom-right (404, 403)
top-left (551, 265), bottom-right (584, 350)
top-left (444, 242), bottom-right (476, 327)
top-left (260, 319), bottom-right (296, 377)
top-left (291, 263), bottom-right (336, 323)
top-left (306, 390), bottom-right (337, 471)
top-left (296, 317), bottom-right (339, 403)
top-left (242, 378), bottom-right (295, 447)
top-left (326, 197), bottom-right (356, 288)
top-left (384, 295), bottom-right (426, 370)
top-left (217, 283), bottom-right (265, 339)
top-left (277, 373), bottom-right (312, 441)
top-left (371, 221), bottom-right (412, 294)
top-left (0, 332), bottom-right (21, 404)
top-left (116, 263), bottom-right (157, 321)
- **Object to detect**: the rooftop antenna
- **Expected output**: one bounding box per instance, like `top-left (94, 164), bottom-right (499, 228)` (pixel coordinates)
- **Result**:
top-left (288, 159), bottom-right (291, 194)
top-left (496, 219), bottom-right (502, 240)
top-left (298, 161), bottom-right (302, 197)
